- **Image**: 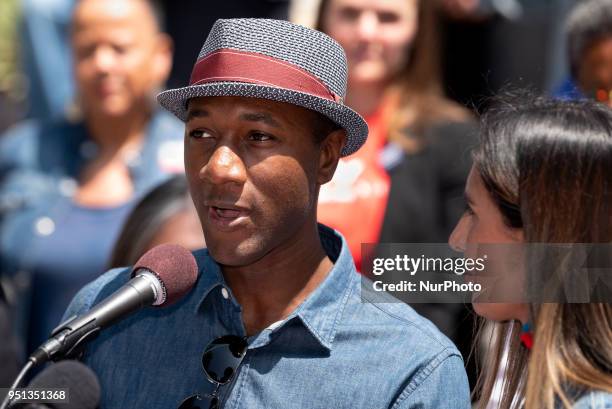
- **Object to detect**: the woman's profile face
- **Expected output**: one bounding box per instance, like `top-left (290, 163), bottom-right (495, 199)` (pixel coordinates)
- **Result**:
top-left (321, 0), bottom-right (419, 86)
top-left (449, 166), bottom-right (529, 323)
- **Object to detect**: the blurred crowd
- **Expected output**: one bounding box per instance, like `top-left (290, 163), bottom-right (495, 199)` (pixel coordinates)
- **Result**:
top-left (0, 0), bottom-right (609, 400)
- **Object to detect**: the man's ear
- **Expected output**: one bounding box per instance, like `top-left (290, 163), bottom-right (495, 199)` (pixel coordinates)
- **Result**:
top-left (317, 129), bottom-right (346, 185)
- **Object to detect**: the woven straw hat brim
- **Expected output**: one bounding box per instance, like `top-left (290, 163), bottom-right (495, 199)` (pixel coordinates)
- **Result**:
top-left (157, 82), bottom-right (368, 157)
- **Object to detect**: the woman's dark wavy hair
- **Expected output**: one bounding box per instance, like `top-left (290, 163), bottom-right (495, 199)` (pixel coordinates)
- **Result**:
top-left (472, 93), bottom-right (612, 409)
top-left (476, 94), bottom-right (611, 243)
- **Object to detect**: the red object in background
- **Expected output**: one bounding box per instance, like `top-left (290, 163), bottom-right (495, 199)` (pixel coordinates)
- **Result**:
top-left (317, 104), bottom-right (391, 272)
top-left (520, 323), bottom-right (534, 350)
top-left (596, 89), bottom-right (610, 103)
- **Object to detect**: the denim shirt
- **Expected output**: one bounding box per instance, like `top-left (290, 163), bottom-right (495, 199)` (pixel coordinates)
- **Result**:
top-left (63, 226), bottom-right (471, 409)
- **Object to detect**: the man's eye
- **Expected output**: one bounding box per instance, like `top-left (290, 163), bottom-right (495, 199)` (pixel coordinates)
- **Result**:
top-left (112, 44), bottom-right (129, 55)
top-left (75, 45), bottom-right (96, 60)
top-left (189, 130), bottom-right (211, 139)
top-left (249, 132), bottom-right (273, 142)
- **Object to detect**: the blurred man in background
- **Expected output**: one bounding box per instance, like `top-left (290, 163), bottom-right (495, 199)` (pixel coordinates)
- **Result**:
top-left (562, 0), bottom-right (612, 106)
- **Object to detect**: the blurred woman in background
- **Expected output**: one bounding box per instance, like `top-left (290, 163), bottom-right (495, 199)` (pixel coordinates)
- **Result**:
top-left (109, 175), bottom-right (204, 268)
top-left (449, 96), bottom-right (612, 408)
top-left (314, 0), bottom-right (478, 376)
top-left (315, 0), bottom-right (475, 268)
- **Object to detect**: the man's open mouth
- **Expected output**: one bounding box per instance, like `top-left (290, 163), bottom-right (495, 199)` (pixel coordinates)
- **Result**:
top-left (211, 206), bottom-right (242, 219)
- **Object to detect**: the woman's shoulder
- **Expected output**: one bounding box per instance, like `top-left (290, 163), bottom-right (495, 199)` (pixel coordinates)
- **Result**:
top-left (571, 390), bottom-right (612, 409)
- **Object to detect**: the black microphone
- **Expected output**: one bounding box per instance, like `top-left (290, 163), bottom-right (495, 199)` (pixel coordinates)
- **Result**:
top-left (9, 360), bottom-right (100, 409)
top-left (30, 244), bottom-right (198, 365)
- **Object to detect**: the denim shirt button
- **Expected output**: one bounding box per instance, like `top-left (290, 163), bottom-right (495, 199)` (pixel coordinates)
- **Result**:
top-left (221, 287), bottom-right (230, 300)
top-left (34, 216), bottom-right (55, 236)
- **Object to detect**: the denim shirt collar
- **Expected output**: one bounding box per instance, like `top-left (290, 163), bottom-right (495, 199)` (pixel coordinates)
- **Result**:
top-left (192, 224), bottom-right (356, 352)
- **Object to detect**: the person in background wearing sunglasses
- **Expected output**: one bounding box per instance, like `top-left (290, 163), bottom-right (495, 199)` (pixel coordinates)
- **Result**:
top-left (63, 18), bottom-right (471, 409)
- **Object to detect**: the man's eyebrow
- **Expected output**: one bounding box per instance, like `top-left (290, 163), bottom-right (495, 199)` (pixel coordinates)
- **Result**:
top-left (186, 109), bottom-right (283, 128)
top-left (240, 112), bottom-right (282, 128)
top-left (186, 109), bottom-right (209, 122)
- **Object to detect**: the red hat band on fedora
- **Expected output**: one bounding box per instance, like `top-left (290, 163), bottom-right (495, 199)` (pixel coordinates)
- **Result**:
top-left (189, 49), bottom-right (344, 104)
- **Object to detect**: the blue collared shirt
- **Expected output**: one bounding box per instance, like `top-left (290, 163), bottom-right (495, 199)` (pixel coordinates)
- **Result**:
top-left (63, 225), bottom-right (471, 409)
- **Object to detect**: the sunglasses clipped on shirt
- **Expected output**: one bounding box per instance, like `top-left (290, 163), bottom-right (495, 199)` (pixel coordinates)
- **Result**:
top-left (178, 335), bottom-right (249, 409)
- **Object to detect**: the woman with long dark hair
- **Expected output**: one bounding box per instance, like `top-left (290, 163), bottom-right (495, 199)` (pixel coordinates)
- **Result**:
top-left (449, 95), bottom-right (612, 408)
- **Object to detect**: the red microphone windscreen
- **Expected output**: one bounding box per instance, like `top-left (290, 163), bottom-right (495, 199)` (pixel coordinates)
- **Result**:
top-left (132, 244), bottom-right (198, 306)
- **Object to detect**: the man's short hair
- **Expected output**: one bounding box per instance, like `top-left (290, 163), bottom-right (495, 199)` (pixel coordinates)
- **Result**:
top-left (566, 0), bottom-right (612, 78)
top-left (312, 113), bottom-right (342, 145)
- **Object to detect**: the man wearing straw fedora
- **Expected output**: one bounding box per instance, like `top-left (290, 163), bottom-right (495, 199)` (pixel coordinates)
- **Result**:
top-left (64, 18), bottom-right (470, 408)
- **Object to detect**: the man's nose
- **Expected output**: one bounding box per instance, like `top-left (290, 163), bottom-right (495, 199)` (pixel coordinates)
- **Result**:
top-left (92, 46), bottom-right (117, 73)
top-left (201, 145), bottom-right (247, 186)
top-left (448, 216), bottom-right (468, 252)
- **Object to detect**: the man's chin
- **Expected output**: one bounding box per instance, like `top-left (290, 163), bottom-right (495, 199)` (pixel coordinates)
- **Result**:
top-left (207, 241), bottom-right (265, 268)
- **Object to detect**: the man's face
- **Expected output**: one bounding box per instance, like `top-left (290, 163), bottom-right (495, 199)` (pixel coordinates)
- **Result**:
top-left (71, 0), bottom-right (172, 118)
top-left (185, 96), bottom-right (343, 267)
top-left (578, 36), bottom-right (612, 108)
